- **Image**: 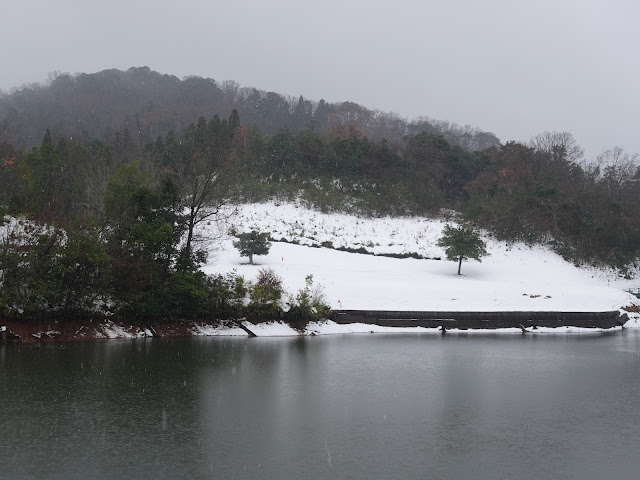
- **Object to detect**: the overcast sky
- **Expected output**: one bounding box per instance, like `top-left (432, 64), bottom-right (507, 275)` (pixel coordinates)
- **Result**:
top-left (2, 0), bottom-right (638, 158)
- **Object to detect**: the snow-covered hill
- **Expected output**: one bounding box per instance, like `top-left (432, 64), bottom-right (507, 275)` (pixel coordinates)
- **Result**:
top-left (201, 202), bottom-right (640, 319)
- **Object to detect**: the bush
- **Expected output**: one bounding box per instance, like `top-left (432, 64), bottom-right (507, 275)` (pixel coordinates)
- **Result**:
top-left (206, 271), bottom-right (249, 318)
top-left (164, 270), bottom-right (210, 319)
top-left (0, 224), bottom-right (112, 319)
top-left (284, 274), bottom-right (331, 323)
top-left (248, 268), bottom-right (284, 320)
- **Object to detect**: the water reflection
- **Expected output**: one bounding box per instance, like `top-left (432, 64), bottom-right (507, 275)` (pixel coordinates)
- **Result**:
top-left (1, 332), bottom-right (640, 479)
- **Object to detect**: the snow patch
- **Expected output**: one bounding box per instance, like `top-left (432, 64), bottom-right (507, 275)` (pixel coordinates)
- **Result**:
top-left (623, 312), bottom-right (640, 329)
top-left (303, 320), bottom-right (622, 336)
top-left (201, 202), bottom-right (640, 314)
top-left (191, 323), bottom-right (248, 336)
top-left (306, 320), bottom-right (439, 335)
top-left (31, 330), bottom-right (62, 339)
top-left (242, 320), bottom-right (300, 336)
top-left (99, 321), bottom-right (148, 339)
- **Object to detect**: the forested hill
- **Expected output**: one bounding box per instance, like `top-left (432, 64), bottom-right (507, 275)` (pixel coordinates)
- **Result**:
top-left (1, 68), bottom-right (640, 323)
top-left (0, 66), bottom-right (639, 274)
top-left (0, 66), bottom-right (500, 151)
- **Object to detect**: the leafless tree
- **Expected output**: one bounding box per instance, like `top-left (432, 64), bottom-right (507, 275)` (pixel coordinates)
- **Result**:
top-left (595, 146), bottom-right (639, 201)
top-left (529, 131), bottom-right (584, 164)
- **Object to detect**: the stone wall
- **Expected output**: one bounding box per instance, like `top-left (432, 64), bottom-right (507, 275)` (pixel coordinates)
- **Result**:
top-left (332, 310), bottom-right (626, 329)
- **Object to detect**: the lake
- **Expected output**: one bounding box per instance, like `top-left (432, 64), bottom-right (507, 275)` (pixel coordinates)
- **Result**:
top-left (2, 331), bottom-right (640, 479)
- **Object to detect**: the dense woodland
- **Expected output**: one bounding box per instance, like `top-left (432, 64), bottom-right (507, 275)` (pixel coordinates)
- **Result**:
top-left (1, 67), bottom-right (639, 323)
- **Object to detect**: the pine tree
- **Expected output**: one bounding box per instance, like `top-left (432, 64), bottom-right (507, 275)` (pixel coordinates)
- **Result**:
top-left (233, 230), bottom-right (271, 265)
top-left (437, 225), bottom-right (488, 275)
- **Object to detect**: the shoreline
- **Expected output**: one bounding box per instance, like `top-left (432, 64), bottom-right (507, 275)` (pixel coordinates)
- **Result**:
top-left (2, 309), bottom-right (637, 344)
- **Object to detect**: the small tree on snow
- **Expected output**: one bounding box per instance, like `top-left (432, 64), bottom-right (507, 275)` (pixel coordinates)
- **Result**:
top-left (437, 225), bottom-right (488, 275)
top-left (233, 230), bottom-right (271, 265)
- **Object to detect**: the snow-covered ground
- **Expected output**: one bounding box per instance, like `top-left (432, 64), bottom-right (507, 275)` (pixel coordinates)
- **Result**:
top-left (200, 202), bottom-right (640, 328)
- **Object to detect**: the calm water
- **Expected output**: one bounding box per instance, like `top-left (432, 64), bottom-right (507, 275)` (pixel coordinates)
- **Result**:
top-left (2, 331), bottom-right (640, 479)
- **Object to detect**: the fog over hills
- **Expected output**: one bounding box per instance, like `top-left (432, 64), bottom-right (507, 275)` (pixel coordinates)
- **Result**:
top-left (0, 67), bottom-right (500, 152)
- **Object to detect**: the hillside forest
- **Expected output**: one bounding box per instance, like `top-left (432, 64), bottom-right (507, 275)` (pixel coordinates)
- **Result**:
top-left (1, 67), bottom-right (639, 323)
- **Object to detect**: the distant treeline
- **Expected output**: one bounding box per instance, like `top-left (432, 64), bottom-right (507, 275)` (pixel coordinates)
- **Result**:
top-left (2, 108), bottom-right (639, 266)
top-left (0, 66), bottom-right (500, 151)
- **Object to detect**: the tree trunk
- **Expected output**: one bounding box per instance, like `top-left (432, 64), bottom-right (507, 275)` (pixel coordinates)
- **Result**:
top-left (249, 252), bottom-right (254, 265)
top-left (184, 207), bottom-right (196, 260)
top-left (457, 255), bottom-right (463, 275)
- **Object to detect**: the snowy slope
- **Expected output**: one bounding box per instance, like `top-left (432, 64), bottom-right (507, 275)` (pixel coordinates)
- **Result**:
top-left (200, 202), bottom-right (640, 314)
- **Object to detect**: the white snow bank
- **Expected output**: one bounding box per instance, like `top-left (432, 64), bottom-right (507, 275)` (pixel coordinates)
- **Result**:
top-left (97, 321), bottom-right (150, 339)
top-left (304, 320), bottom-right (623, 336)
top-left (306, 320), bottom-right (439, 335)
top-left (192, 323), bottom-right (248, 336)
top-left (242, 321), bottom-right (299, 336)
top-left (624, 312), bottom-right (640, 328)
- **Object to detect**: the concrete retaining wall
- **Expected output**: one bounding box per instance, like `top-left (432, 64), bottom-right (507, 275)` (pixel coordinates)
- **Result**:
top-left (332, 310), bottom-right (626, 329)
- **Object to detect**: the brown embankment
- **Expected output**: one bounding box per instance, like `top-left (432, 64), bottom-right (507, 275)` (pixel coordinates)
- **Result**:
top-left (0, 310), bottom-right (628, 344)
top-left (0, 317), bottom-right (217, 344)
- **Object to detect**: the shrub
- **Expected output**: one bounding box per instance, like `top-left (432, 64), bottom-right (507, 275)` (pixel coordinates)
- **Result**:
top-left (206, 270), bottom-right (249, 318)
top-left (248, 268), bottom-right (284, 320)
top-left (284, 274), bottom-right (331, 323)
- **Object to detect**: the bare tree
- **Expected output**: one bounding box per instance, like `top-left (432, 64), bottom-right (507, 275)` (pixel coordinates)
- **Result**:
top-left (595, 146), bottom-right (639, 200)
top-left (179, 113), bottom-right (241, 265)
top-left (529, 131), bottom-right (584, 164)
top-left (180, 152), bottom-right (231, 262)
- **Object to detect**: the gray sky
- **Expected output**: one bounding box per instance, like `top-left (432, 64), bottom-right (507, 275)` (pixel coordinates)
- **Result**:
top-left (2, 0), bottom-right (638, 158)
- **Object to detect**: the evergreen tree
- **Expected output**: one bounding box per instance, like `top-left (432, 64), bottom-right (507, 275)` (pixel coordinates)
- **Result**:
top-left (228, 108), bottom-right (240, 135)
top-left (233, 230), bottom-right (271, 265)
top-left (437, 225), bottom-right (488, 275)
top-left (103, 161), bottom-right (181, 317)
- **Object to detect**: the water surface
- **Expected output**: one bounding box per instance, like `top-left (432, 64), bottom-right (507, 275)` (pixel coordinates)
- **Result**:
top-left (2, 331), bottom-right (640, 479)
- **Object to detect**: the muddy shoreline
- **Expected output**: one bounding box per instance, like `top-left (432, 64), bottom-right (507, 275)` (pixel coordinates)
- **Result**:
top-left (0, 317), bottom-right (235, 344)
